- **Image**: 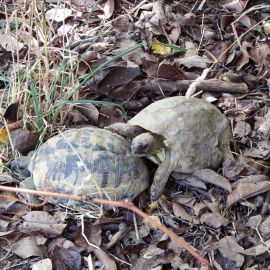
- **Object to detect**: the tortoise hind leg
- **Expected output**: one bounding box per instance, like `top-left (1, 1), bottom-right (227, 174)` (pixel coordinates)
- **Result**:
top-left (106, 123), bottom-right (145, 140)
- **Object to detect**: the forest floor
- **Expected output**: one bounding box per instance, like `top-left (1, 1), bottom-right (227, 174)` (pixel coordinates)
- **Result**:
top-left (0, 0), bottom-right (270, 269)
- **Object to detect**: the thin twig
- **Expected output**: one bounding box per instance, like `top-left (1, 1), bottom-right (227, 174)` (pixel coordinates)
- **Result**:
top-left (0, 184), bottom-right (213, 270)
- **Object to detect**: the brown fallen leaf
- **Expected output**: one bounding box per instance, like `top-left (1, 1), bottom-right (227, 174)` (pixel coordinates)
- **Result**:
top-left (11, 235), bottom-right (46, 259)
top-left (10, 129), bottom-right (40, 155)
top-left (219, 0), bottom-right (248, 12)
top-left (45, 8), bottom-right (73, 22)
top-left (75, 221), bottom-right (102, 252)
top-left (51, 247), bottom-right (81, 270)
top-left (142, 60), bottom-right (187, 80)
top-left (233, 120), bottom-right (251, 142)
top-left (206, 42), bottom-right (228, 63)
top-left (258, 109), bottom-right (270, 140)
top-left (258, 216), bottom-right (270, 237)
top-left (173, 194), bottom-right (197, 208)
top-left (0, 28), bottom-right (24, 53)
top-left (172, 202), bottom-right (196, 223)
top-left (32, 258), bottom-right (53, 270)
top-left (171, 172), bottom-right (207, 190)
top-left (97, 0), bottom-right (115, 20)
top-left (192, 169), bottom-right (232, 192)
top-left (227, 175), bottom-right (270, 206)
top-left (4, 102), bottom-right (19, 123)
top-left (241, 239), bottom-right (270, 256)
top-left (217, 236), bottom-right (245, 267)
top-left (19, 211), bottom-right (66, 236)
top-left (244, 141), bottom-right (270, 159)
top-left (93, 248), bottom-right (117, 270)
top-left (201, 200), bottom-right (229, 228)
top-left (200, 212), bottom-right (228, 229)
top-left (97, 66), bottom-right (142, 98)
top-left (222, 158), bottom-right (256, 180)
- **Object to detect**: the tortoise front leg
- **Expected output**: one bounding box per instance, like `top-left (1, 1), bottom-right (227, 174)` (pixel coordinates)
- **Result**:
top-left (106, 123), bottom-right (145, 140)
top-left (150, 151), bottom-right (173, 201)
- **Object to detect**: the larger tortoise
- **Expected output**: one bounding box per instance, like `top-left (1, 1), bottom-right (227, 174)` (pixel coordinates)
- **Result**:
top-left (108, 96), bottom-right (233, 201)
top-left (12, 127), bottom-right (149, 207)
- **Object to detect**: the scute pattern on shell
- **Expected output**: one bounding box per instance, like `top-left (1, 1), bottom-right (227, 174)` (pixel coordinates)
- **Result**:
top-left (28, 127), bottom-right (149, 206)
top-left (129, 96), bottom-right (232, 173)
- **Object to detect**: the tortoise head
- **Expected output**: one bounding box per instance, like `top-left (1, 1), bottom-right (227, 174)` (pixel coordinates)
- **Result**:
top-left (11, 155), bottom-right (32, 178)
top-left (131, 132), bottom-right (165, 157)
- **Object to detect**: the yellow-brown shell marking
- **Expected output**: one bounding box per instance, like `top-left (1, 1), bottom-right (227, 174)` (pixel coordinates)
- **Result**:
top-left (28, 127), bottom-right (149, 206)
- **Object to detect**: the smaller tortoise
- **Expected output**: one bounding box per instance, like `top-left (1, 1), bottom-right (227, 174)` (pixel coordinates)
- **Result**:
top-left (11, 127), bottom-right (149, 207)
top-left (107, 96), bottom-right (233, 201)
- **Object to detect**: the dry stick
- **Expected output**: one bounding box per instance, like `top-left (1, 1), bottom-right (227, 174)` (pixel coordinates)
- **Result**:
top-left (143, 79), bottom-right (248, 94)
top-left (0, 185), bottom-right (213, 270)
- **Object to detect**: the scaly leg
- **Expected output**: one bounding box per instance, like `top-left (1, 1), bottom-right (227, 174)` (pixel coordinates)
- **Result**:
top-left (150, 150), bottom-right (173, 201)
top-left (106, 122), bottom-right (145, 140)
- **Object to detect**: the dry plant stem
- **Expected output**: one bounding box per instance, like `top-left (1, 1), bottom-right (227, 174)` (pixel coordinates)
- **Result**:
top-left (0, 185), bottom-right (213, 270)
top-left (143, 79), bottom-right (248, 94)
top-left (185, 68), bottom-right (209, 97)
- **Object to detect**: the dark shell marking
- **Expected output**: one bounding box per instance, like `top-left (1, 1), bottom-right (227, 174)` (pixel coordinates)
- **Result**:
top-left (27, 127), bottom-right (149, 206)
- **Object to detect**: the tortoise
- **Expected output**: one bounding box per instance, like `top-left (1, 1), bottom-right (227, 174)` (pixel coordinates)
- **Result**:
top-left (11, 127), bottom-right (149, 207)
top-left (107, 96), bottom-right (233, 201)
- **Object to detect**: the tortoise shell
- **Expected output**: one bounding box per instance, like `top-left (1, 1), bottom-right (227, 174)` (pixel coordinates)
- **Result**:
top-left (26, 127), bottom-right (149, 206)
top-left (129, 96), bottom-right (232, 173)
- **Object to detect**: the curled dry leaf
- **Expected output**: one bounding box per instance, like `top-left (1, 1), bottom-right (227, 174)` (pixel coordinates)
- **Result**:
top-left (192, 169), bottom-right (232, 192)
top-left (227, 175), bottom-right (270, 206)
top-left (20, 211), bottom-right (67, 236)
top-left (201, 92), bottom-right (218, 103)
top-left (97, 0), bottom-right (115, 20)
